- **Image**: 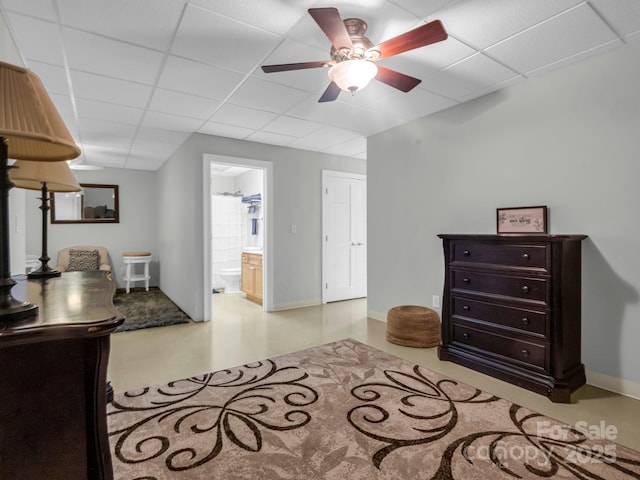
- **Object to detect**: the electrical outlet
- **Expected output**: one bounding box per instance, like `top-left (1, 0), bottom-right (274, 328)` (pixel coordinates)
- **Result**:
top-left (432, 295), bottom-right (440, 308)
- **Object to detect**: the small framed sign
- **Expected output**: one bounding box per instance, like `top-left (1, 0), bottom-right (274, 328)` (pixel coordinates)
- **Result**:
top-left (497, 206), bottom-right (548, 234)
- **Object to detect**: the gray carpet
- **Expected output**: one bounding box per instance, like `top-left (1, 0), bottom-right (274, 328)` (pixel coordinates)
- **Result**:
top-left (112, 287), bottom-right (191, 333)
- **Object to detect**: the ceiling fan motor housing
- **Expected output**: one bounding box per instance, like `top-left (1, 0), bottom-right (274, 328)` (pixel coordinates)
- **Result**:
top-left (330, 18), bottom-right (380, 62)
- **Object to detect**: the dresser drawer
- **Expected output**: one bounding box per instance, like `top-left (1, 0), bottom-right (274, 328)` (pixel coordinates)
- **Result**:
top-left (452, 297), bottom-right (547, 337)
top-left (452, 323), bottom-right (547, 369)
top-left (452, 270), bottom-right (548, 303)
top-left (452, 241), bottom-right (548, 270)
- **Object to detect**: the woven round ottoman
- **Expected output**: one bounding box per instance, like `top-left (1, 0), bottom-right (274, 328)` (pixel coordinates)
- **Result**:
top-left (386, 305), bottom-right (441, 348)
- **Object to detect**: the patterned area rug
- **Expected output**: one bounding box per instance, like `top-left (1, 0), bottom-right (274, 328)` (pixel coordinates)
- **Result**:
top-left (112, 287), bottom-right (191, 333)
top-left (107, 339), bottom-right (640, 479)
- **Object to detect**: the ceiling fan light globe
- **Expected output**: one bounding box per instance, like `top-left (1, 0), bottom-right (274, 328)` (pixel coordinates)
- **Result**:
top-left (328, 60), bottom-right (378, 93)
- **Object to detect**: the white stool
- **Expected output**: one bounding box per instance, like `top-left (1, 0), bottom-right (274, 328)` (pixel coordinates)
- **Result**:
top-left (122, 251), bottom-right (152, 293)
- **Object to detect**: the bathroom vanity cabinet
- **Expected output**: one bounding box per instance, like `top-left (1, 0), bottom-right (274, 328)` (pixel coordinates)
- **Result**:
top-left (241, 252), bottom-right (263, 304)
top-left (438, 234), bottom-right (587, 403)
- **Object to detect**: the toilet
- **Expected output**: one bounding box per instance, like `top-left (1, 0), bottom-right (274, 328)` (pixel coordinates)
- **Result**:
top-left (219, 267), bottom-right (241, 294)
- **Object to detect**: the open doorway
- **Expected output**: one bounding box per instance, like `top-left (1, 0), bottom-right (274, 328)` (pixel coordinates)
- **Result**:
top-left (202, 154), bottom-right (273, 320)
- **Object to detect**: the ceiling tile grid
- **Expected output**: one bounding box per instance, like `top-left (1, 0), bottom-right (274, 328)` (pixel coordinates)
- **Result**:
top-left (1, 0), bottom-right (638, 170)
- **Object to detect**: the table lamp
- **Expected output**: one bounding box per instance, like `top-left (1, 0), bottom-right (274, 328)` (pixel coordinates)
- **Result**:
top-left (0, 61), bottom-right (81, 321)
top-left (9, 160), bottom-right (81, 278)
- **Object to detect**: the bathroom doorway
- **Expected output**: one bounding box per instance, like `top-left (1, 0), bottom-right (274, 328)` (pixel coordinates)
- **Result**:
top-left (202, 154), bottom-right (272, 319)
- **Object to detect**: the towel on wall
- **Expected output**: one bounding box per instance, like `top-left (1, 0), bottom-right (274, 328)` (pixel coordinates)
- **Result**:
top-left (241, 193), bottom-right (262, 203)
top-left (251, 218), bottom-right (258, 235)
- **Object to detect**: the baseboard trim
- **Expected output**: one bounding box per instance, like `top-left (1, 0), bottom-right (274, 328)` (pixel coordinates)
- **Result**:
top-left (586, 369), bottom-right (640, 400)
top-left (367, 309), bottom-right (387, 322)
top-left (273, 299), bottom-right (321, 311)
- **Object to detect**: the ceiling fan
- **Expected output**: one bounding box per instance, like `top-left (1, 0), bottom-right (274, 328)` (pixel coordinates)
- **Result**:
top-left (261, 7), bottom-right (447, 102)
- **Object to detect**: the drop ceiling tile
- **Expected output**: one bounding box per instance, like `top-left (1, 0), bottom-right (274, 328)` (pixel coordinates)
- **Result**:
top-left (136, 126), bottom-right (192, 145)
top-left (208, 103), bottom-right (278, 130)
top-left (246, 130), bottom-right (296, 147)
top-left (392, 0), bottom-right (462, 19)
top-left (286, 95), bottom-right (359, 124)
top-left (125, 156), bottom-right (167, 171)
top-left (81, 144), bottom-right (130, 167)
top-left (330, 107), bottom-right (408, 135)
top-left (486, 3), bottom-right (620, 75)
top-left (261, 115), bottom-right (323, 137)
top-left (71, 70), bottom-right (153, 108)
top-left (528, 40), bottom-right (621, 77)
top-left (130, 137), bottom-right (181, 157)
top-left (289, 125), bottom-right (361, 151)
top-left (63, 27), bottom-right (164, 85)
top-left (381, 36), bottom-right (477, 79)
top-left (149, 88), bottom-right (221, 120)
top-left (227, 77), bottom-right (308, 113)
top-left (80, 131), bottom-right (133, 149)
top-left (7, 14), bottom-right (64, 65)
top-left (437, 0), bottom-right (584, 49)
top-left (171, 3), bottom-right (280, 73)
top-left (57, 0), bottom-right (185, 51)
top-left (1, 0), bottom-right (56, 21)
top-left (49, 94), bottom-right (75, 118)
top-left (370, 87), bottom-right (456, 120)
top-left (79, 118), bottom-right (137, 137)
top-left (190, 0), bottom-right (312, 35)
top-left (158, 55), bottom-right (245, 100)
top-left (199, 122), bottom-right (254, 140)
top-left (141, 111), bottom-right (204, 132)
top-left (423, 53), bottom-right (519, 99)
top-left (323, 136), bottom-right (367, 157)
top-left (590, 0), bottom-right (640, 38)
top-left (27, 61), bottom-right (70, 95)
top-left (75, 98), bottom-right (145, 125)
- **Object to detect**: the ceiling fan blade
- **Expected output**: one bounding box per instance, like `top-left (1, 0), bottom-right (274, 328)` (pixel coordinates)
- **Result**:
top-left (308, 7), bottom-right (354, 52)
top-left (375, 65), bottom-right (421, 92)
top-left (372, 20), bottom-right (447, 59)
top-left (261, 61), bottom-right (328, 73)
top-left (318, 82), bottom-right (341, 103)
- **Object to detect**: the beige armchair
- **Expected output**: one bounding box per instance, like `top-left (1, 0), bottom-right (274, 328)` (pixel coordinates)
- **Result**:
top-left (56, 246), bottom-right (112, 272)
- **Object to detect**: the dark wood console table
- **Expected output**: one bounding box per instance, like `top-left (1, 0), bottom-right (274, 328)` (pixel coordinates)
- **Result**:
top-left (0, 271), bottom-right (124, 480)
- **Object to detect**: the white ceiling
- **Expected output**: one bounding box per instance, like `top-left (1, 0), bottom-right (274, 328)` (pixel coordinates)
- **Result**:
top-left (1, 0), bottom-right (639, 171)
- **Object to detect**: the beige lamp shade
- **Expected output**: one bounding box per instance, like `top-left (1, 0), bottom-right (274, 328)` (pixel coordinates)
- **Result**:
top-left (9, 160), bottom-right (81, 192)
top-left (0, 61), bottom-right (80, 161)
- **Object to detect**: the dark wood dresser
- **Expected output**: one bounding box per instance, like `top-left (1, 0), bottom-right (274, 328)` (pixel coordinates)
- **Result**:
top-left (438, 234), bottom-right (587, 403)
top-left (0, 271), bottom-right (124, 480)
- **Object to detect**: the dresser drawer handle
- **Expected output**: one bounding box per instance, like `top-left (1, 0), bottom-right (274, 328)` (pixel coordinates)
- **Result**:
top-left (521, 349), bottom-right (530, 357)
top-left (463, 305), bottom-right (470, 311)
top-left (462, 333), bottom-right (470, 340)
top-left (521, 285), bottom-right (530, 293)
top-left (522, 317), bottom-right (530, 325)
top-left (463, 278), bottom-right (470, 284)
top-left (463, 250), bottom-right (471, 256)
top-left (522, 253), bottom-right (530, 260)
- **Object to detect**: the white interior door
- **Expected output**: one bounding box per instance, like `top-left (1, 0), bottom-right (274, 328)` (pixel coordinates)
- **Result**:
top-left (322, 170), bottom-right (367, 303)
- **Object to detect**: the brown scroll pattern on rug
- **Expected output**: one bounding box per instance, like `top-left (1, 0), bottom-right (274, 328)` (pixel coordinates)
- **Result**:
top-left (348, 364), bottom-right (501, 469)
top-left (108, 360), bottom-right (319, 472)
top-left (349, 364), bottom-right (640, 479)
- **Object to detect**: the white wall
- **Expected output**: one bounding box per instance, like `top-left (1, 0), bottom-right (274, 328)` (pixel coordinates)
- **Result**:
top-left (367, 42), bottom-right (640, 394)
top-left (157, 134), bottom-right (365, 320)
top-left (24, 167), bottom-right (158, 288)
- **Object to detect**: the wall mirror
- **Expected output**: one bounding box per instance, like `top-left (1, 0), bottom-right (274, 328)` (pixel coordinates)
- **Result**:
top-left (50, 183), bottom-right (119, 224)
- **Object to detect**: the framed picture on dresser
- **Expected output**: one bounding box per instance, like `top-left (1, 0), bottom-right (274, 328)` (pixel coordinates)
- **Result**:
top-left (496, 205), bottom-right (548, 234)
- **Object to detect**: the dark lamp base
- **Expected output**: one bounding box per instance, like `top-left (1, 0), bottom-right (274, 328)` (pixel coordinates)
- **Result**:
top-left (28, 269), bottom-right (62, 279)
top-left (0, 297), bottom-right (39, 322)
